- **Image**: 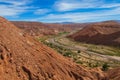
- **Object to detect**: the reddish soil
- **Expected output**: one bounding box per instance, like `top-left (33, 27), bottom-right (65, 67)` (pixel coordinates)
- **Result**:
top-left (107, 67), bottom-right (120, 80)
top-left (11, 21), bottom-right (58, 37)
top-left (11, 21), bottom-right (87, 37)
top-left (69, 21), bottom-right (120, 46)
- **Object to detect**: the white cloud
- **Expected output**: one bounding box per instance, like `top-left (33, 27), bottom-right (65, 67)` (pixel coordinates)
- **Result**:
top-left (0, 0), bottom-right (32, 6)
top-left (31, 7), bottom-right (120, 22)
top-left (0, 0), bottom-right (33, 17)
top-left (54, 0), bottom-right (120, 11)
top-left (34, 9), bottom-right (50, 15)
top-left (100, 3), bottom-right (120, 8)
top-left (0, 0), bottom-right (119, 22)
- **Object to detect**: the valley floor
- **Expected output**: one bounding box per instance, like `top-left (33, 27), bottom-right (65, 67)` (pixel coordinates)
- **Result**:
top-left (38, 31), bottom-right (120, 68)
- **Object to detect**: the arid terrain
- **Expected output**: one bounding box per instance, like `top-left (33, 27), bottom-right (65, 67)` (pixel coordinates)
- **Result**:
top-left (0, 17), bottom-right (119, 80)
top-left (12, 21), bottom-right (87, 37)
top-left (1, 0), bottom-right (120, 80)
top-left (68, 21), bottom-right (120, 46)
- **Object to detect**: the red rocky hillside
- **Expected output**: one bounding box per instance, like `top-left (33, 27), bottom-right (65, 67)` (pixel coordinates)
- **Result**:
top-left (11, 21), bottom-right (57, 37)
top-left (11, 21), bottom-right (86, 37)
top-left (68, 21), bottom-right (120, 46)
top-left (0, 17), bottom-right (109, 80)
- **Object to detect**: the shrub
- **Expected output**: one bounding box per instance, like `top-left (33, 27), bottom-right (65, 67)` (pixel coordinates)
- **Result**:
top-left (77, 50), bottom-right (81, 53)
top-left (102, 63), bottom-right (109, 71)
top-left (76, 61), bottom-right (83, 64)
top-left (63, 51), bottom-right (72, 57)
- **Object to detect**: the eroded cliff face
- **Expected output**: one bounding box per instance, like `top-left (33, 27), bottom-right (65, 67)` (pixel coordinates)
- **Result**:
top-left (0, 17), bottom-right (108, 80)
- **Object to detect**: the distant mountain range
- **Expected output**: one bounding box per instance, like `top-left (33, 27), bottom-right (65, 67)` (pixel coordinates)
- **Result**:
top-left (53, 20), bottom-right (120, 24)
top-left (59, 22), bottom-right (75, 24)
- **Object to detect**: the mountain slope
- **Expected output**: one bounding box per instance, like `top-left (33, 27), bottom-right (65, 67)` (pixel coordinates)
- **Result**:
top-left (11, 21), bottom-right (57, 36)
top-left (0, 17), bottom-right (108, 80)
top-left (11, 21), bottom-right (87, 37)
top-left (69, 21), bottom-right (120, 46)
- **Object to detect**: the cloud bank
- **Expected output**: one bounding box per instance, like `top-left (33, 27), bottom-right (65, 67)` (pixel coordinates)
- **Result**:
top-left (0, 0), bottom-right (120, 22)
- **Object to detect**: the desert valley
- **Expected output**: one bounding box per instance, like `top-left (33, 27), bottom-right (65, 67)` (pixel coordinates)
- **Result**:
top-left (0, 0), bottom-right (120, 80)
top-left (0, 16), bottom-right (120, 80)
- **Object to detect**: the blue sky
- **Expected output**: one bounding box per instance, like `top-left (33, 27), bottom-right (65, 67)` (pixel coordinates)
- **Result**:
top-left (0, 0), bottom-right (120, 23)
